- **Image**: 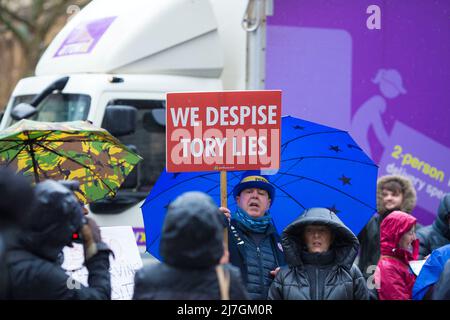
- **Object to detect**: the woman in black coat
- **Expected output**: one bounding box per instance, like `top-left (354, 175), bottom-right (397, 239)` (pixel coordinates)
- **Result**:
top-left (268, 207), bottom-right (369, 300)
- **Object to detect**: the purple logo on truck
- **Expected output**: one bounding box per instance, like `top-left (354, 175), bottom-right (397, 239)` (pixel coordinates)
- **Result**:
top-left (133, 227), bottom-right (146, 247)
top-left (54, 16), bottom-right (116, 57)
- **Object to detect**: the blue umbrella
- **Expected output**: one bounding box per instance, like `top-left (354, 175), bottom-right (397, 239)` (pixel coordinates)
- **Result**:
top-left (142, 116), bottom-right (378, 260)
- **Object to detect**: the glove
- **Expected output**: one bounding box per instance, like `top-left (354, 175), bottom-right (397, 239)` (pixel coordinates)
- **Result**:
top-left (80, 217), bottom-right (102, 260)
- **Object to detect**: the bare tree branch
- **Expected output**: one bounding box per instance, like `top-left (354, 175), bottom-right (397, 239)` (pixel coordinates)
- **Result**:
top-left (0, 10), bottom-right (28, 49)
top-left (39, 0), bottom-right (70, 38)
top-left (31, 0), bottom-right (45, 22)
top-left (39, 0), bottom-right (90, 39)
top-left (0, 0), bottom-right (92, 77)
top-left (0, 3), bottom-right (34, 30)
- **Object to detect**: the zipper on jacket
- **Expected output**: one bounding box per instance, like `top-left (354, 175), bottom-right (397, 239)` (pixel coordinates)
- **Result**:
top-left (256, 246), bottom-right (264, 297)
top-left (315, 268), bottom-right (319, 300)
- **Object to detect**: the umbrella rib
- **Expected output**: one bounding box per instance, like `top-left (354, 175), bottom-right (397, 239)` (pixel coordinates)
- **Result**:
top-left (145, 171), bottom-right (259, 248)
top-left (282, 156), bottom-right (377, 167)
top-left (34, 138), bottom-right (110, 143)
top-left (34, 142), bottom-right (117, 196)
top-left (281, 130), bottom-right (347, 148)
top-left (201, 172), bottom-right (240, 186)
top-left (278, 172), bottom-right (376, 210)
top-left (0, 142), bottom-right (27, 154)
top-left (145, 172), bottom-right (240, 204)
top-left (26, 133), bottom-right (40, 183)
top-left (1, 131), bottom-right (54, 143)
top-left (33, 131), bottom-right (54, 142)
top-left (280, 143), bottom-right (288, 155)
top-left (145, 172), bottom-right (220, 202)
top-left (273, 158), bottom-right (303, 185)
top-left (268, 180), bottom-right (307, 210)
top-left (2, 144), bottom-right (27, 168)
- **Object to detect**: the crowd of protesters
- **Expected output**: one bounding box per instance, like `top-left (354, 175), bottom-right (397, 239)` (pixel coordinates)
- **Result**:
top-left (1, 166), bottom-right (450, 300)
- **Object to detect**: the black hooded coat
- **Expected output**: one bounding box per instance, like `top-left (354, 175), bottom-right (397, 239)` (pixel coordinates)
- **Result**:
top-left (0, 168), bottom-right (34, 300)
top-left (6, 180), bottom-right (112, 300)
top-left (417, 194), bottom-right (450, 259)
top-left (133, 192), bottom-right (249, 300)
top-left (268, 208), bottom-right (369, 300)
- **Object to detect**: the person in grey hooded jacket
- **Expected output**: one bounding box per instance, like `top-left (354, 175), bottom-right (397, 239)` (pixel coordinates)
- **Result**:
top-left (268, 207), bottom-right (369, 300)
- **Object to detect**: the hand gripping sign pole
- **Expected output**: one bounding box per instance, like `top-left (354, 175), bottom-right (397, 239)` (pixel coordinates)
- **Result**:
top-left (220, 170), bottom-right (228, 251)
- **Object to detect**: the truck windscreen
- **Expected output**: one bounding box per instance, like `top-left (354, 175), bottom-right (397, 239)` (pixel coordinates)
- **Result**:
top-left (10, 93), bottom-right (90, 124)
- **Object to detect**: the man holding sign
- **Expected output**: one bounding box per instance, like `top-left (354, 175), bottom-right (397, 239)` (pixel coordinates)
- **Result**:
top-left (166, 90), bottom-right (283, 300)
top-left (221, 171), bottom-right (285, 300)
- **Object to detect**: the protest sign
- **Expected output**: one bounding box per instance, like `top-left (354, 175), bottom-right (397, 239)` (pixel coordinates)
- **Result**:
top-left (62, 226), bottom-right (143, 300)
top-left (166, 90), bottom-right (281, 172)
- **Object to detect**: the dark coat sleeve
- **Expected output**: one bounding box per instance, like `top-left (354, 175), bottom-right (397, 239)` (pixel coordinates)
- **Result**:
top-left (227, 264), bottom-right (250, 300)
top-left (80, 250), bottom-right (112, 299)
top-left (351, 264), bottom-right (370, 300)
top-left (132, 266), bottom-right (153, 300)
top-left (0, 236), bottom-right (7, 299)
top-left (25, 250), bottom-right (111, 300)
top-left (416, 227), bottom-right (432, 259)
top-left (267, 270), bottom-right (285, 300)
top-left (357, 215), bottom-right (379, 277)
top-left (432, 260), bottom-right (450, 300)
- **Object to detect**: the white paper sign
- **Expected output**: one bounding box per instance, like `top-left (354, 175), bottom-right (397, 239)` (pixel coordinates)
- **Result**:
top-left (62, 226), bottom-right (143, 300)
top-left (409, 259), bottom-right (427, 276)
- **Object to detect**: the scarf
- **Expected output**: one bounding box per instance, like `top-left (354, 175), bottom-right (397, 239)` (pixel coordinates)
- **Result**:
top-left (233, 207), bottom-right (272, 234)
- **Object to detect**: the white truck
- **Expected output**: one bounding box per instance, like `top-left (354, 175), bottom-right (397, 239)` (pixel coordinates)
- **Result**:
top-left (0, 0), bottom-right (269, 259)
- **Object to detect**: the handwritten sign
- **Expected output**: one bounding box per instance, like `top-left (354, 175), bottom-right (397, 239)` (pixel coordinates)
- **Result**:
top-left (62, 226), bottom-right (143, 300)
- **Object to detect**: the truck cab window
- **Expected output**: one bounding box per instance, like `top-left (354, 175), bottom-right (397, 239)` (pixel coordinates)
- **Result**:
top-left (90, 99), bottom-right (165, 214)
top-left (106, 99), bottom-right (165, 192)
top-left (103, 98), bottom-right (165, 195)
top-left (10, 94), bottom-right (90, 124)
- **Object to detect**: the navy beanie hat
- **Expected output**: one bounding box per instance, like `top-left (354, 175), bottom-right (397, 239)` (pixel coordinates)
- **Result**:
top-left (232, 170), bottom-right (275, 203)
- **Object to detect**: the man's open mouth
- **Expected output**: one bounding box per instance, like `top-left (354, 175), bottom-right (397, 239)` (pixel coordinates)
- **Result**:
top-left (249, 202), bottom-right (260, 208)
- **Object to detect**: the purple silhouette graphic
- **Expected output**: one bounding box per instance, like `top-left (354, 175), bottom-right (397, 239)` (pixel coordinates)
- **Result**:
top-left (351, 69), bottom-right (407, 158)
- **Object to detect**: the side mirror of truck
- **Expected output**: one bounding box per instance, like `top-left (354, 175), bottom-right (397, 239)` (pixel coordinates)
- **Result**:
top-left (102, 105), bottom-right (137, 137)
top-left (10, 76), bottom-right (70, 121)
top-left (142, 108), bottom-right (165, 132)
top-left (10, 103), bottom-right (37, 120)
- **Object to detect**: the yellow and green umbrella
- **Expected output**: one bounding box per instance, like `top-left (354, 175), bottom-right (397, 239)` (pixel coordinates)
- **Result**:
top-left (0, 119), bottom-right (142, 203)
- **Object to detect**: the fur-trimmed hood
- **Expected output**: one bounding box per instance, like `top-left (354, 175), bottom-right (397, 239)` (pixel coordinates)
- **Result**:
top-left (377, 175), bottom-right (416, 214)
